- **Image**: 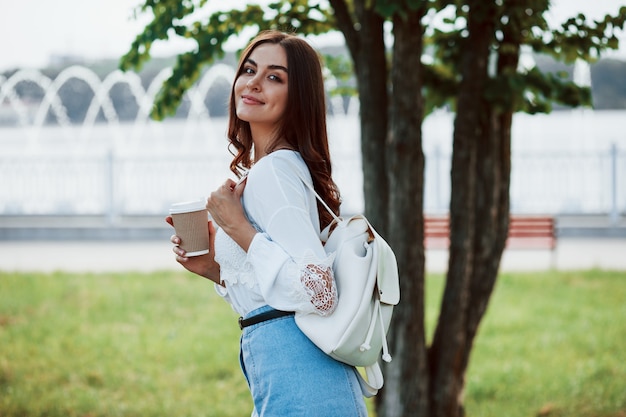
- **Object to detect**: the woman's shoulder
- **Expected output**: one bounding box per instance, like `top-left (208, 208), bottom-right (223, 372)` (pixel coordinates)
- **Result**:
top-left (244, 151), bottom-right (313, 223)
top-left (264, 149), bottom-right (305, 166)
top-left (245, 151), bottom-right (313, 210)
top-left (252, 150), bottom-right (309, 181)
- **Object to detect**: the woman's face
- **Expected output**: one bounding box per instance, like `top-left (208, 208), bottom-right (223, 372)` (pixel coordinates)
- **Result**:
top-left (234, 43), bottom-right (289, 132)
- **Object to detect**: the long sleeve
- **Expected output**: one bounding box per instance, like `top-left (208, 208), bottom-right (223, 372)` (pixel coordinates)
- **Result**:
top-left (214, 151), bottom-right (337, 316)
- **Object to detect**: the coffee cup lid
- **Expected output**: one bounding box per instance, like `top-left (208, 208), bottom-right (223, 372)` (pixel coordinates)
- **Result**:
top-left (169, 199), bottom-right (206, 214)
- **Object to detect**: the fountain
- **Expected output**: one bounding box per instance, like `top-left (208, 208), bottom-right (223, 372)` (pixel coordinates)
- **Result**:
top-left (0, 63), bottom-right (363, 222)
top-left (0, 60), bottom-right (622, 234)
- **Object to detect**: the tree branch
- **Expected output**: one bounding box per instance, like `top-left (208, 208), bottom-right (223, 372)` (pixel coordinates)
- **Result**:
top-left (328, 0), bottom-right (359, 58)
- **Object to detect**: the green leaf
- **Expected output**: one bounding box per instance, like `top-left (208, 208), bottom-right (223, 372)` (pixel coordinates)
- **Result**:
top-left (120, 1), bottom-right (337, 118)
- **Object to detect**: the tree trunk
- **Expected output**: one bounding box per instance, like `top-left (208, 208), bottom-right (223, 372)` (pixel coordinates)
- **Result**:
top-left (460, 0), bottom-right (522, 384)
top-left (377, 8), bottom-right (428, 417)
top-left (330, 0), bottom-right (389, 234)
top-left (429, 2), bottom-right (497, 416)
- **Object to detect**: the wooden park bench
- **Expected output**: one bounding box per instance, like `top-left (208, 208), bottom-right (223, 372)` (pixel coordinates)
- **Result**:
top-left (424, 215), bottom-right (557, 251)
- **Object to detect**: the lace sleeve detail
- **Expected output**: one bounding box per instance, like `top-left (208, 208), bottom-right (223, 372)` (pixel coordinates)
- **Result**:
top-left (300, 263), bottom-right (337, 316)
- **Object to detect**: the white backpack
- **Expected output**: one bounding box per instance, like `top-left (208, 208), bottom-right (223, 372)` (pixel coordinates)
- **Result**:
top-left (295, 180), bottom-right (400, 397)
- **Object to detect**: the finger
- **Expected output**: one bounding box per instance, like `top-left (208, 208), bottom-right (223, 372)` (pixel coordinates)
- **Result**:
top-left (170, 234), bottom-right (181, 245)
top-left (172, 243), bottom-right (186, 256)
top-left (224, 178), bottom-right (237, 191)
top-left (205, 196), bottom-right (215, 217)
top-left (233, 181), bottom-right (246, 198)
top-left (208, 220), bottom-right (216, 250)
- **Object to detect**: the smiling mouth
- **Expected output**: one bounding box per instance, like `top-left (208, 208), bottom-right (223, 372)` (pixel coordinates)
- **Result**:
top-left (242, 95), bottom-right (264, 105)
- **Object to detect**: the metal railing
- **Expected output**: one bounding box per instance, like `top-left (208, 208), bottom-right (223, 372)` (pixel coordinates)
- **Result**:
top-left (1, 144), bottom-right (623, 222)
top-left (423, 144), bottom-right (624, 220)
top-left (2, 66), bottom-right (623, 225)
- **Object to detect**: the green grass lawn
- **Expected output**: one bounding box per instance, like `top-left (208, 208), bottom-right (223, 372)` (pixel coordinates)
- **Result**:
top-left (1, 269), bottom-right (625, 417)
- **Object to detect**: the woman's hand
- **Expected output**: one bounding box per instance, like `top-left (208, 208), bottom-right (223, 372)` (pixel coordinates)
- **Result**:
top-left (206, 178), bottom-right (257, 252)
top-left (165, 215), bottom-right (222, 285)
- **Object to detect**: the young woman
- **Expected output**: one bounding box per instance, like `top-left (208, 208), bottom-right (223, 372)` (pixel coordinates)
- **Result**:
top-left (166, 30), bottom-right (368, 416)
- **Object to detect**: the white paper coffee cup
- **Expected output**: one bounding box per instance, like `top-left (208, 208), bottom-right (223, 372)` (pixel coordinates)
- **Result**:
top-left (169, 200), bottom-right (210, 257)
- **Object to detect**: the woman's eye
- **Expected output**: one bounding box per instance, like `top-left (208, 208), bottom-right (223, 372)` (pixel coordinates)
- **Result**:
top-left (243, 67), bottom-right (254, 75)
top-left (269, 74), bottom-right (282, 82)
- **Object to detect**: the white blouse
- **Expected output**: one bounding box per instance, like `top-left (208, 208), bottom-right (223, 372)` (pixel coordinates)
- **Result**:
top-left (213, 150), bottom-right (338, 317)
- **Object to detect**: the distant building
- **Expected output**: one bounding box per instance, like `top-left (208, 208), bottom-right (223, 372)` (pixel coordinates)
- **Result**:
top-left (48, 54), bottom-right (85, 68)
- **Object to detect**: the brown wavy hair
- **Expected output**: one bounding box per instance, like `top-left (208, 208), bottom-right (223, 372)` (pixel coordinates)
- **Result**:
top-left (227, 30), bottom-right (341, 229)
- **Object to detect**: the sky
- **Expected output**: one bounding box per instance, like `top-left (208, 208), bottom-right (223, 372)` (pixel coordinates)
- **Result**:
top-left (0, 0), bottom-right (625, 71)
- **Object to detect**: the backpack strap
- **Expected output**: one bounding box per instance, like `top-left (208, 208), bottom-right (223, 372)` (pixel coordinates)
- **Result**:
top-left (282, 156), bottom-right (336, 217)
top-left (298, 175), bottom-right (341, 223)
top-left (286, 160), bottom-right (342, 241)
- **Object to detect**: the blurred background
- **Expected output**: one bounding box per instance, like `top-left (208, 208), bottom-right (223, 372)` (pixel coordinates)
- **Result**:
top-left (0, 0), bottom-right (625, 241)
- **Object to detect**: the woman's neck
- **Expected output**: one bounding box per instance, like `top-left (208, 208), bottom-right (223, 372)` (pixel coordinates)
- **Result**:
top-left (251, 126), bottom-right (292, 161)
top-left (250, 124), bottom-right (275, 161)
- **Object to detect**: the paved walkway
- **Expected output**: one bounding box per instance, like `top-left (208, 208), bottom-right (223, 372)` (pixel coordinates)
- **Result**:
top-left (1, 237), bottom-right (624, 273)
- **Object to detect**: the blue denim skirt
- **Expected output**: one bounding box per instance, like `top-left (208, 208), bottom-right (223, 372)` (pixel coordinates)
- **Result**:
top-left (239, 305), bottom-right (368, 417)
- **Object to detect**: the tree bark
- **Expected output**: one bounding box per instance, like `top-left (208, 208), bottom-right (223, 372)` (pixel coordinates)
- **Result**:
top-left (330, 0), bottom-right (389, 235)
top-left (429, 2), bottom-right (497, 416)
top-left (330, 2), bottom-right (523, 417)
top-left (461, 0), bottom-right (522, 383)
top-left (377, 8), bottom-right (428, 417)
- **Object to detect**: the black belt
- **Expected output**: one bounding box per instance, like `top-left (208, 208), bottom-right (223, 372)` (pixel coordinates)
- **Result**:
top-left (238, 309), bottom-right (294, 330)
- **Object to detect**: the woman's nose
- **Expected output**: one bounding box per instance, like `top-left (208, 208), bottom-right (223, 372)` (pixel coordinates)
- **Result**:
top-left (247, 75), bottom-right (260, 90)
